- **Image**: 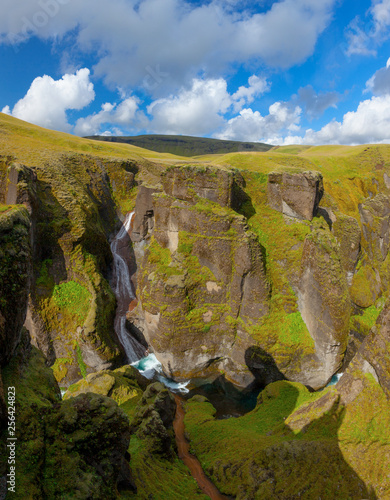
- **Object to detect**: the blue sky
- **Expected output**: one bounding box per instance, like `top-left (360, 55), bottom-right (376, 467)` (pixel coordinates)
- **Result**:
top-left (2, 0), bottom-right (390, 145)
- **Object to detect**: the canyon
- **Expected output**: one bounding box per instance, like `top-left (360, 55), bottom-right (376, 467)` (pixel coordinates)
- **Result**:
top-left (0, 113), bottom-right (390, 498)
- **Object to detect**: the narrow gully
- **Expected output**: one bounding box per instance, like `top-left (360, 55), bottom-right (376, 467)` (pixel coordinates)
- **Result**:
top-left (173, 395), bottom-right (229, 500)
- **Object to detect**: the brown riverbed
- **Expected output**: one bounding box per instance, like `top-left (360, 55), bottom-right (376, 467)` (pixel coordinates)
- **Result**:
top-left (173, 395), bottom-right (229, 500)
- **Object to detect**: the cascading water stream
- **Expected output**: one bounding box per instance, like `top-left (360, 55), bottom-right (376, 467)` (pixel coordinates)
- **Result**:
top-left (110, 212), bottom-right (146, 362)
top-left (111, 212), bottom-right (189, 392)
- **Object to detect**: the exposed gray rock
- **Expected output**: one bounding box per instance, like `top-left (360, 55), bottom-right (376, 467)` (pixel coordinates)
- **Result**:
top-left (267, 171), bottom-right (324, 221)
top-left (359, 193), bottom-right (390, 262)
top-left (332, 212), bottom-right (361, 280)
top-left (131, 185), bottom-right (161, 243)
top-left (161, 164), bottom-right (234, 207)
top-left (297, 227), bottom-right (350, 389)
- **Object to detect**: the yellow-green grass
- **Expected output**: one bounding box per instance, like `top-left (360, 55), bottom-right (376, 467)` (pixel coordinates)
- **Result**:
top-left (0, 112), bottom-right (188, 167)
top-left (0, 203), bottom-right (12, 213)
top-left (194, 144), bottom-right (390, 219)
top-left (118, 397), bottom-right (208, 500)
top-left (185, 378), bottom-right (390, 498)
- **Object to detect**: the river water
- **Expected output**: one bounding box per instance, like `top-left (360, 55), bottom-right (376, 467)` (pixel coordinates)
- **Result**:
top-left (173, 394), bottom-right (229, 500)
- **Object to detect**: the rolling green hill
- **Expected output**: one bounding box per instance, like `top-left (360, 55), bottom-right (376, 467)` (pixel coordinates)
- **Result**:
top-left (85, 134), bottom-right (273, 157)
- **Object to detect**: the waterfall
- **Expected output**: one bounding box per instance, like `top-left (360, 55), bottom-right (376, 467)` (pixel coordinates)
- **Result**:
top-left (111, 211), bottom-right (189, 392)
top-left (110, 212), bottom-right (146, 362)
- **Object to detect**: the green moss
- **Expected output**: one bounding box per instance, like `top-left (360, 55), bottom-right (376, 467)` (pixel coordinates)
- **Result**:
top-left (350, 262), bottom-right (378, 308)
top-left (184, 378), bottom-right (387, 498)
top-left (350, 304), bottom-right (382, 338)
top-left (0, 203), bottom-right (13, 213)
top-left (51, 356), bottom-right (73, 383)
top-left (76, 343), bottom-right (87, 378)
top-left (123, 435), bottom-right (208, 500)
top-left (1, 341), bottom-right (60, 498)
top-left (148, 238), bottom-right (172, 266)
top-left (48, 280), bottom-right (91, 324)
top-left (36, 259), bottom-right (54, 288)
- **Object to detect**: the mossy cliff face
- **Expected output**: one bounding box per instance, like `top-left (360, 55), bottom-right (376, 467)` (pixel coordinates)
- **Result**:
top-left (0, 206), bottom-right (31, 429)
top-left (0, 206), bottom-right (31, 366)
top-left (180, 281), bottom-right (390, 499)
top-left (161, 164), bottom-right (237, 207)
top-left (128, 165), bottom-right (270, 386)
top-left (0, 336), bottom-right (135, 499)
top-left (63, 365), bottom-right (144, 406)
top-left (0, 153), bottom-right (157, 386)
top-left (128, 166), bottom-right (352, 390)
top-left (337, 295), bottom-right (390, 403)
top-left (331, 211), bottom-right (361, 280)
top-left (0, 205), bottom-right (135, 498)
top-left (297, 224), bottom-right (351, 388)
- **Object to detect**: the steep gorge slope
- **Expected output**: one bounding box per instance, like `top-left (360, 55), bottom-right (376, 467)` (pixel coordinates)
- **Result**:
top-left (0, 114), bottom-right (169, 387)
top-left (1, 114), bottom-right (390, 498)
top-left (126, 145), bottom-right (390, 393)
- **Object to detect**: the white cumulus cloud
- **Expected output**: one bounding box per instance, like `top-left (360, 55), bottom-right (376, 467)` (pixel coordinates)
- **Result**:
top-left (344, 0), bottom-right (390, 57)
top-left (0, 0), bottom-right (336, 92)
top-left (232, 75), bottom-right (270, 112)
top-left (2, 68), bottom-right (95, 132)
top-left (366, 58), bottom-right (390, 95)
top-left (302, 94), bottom-right (390, 145)
top-left (297, 85), bottom-right (340, 118)
top-left (74, 97), bottom-right (142, 136)
top-left (147, 78), bottom-right (231, 136)
top-left (215, 102), bottom-right (302, 143)
top-left (146, 75), bottom-right (269, 136)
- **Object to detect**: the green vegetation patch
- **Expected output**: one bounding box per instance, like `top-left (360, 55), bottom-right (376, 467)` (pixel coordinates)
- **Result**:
top-left (75, 343), bottom-right (87, 378)
top-left (184, 378), bottom-right (390, 498)
top-left (236, 171), bottom-right (314, 357)
top-left (122, 435), bottom-right (209, 500)
top-left (51, 356), bottom-right (73, 382)
top-left (350, 304), bottom-right (382, 337)
top-left (52, 280), bottom-right (91, 324)
top-left (36, 259), bottom-right (54, 288)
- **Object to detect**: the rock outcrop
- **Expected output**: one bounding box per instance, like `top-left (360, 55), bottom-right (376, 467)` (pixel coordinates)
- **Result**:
top-left (337, 296), bottom-right (390, 404)
top-left (267, 171), bottom-right (324, 220)
top-left (131, 382), bottom-right (176, 457)
top-left (0, 155), bottom-right (138, 387)
top-left (0, 207), bottom-right (31, 367)
top-left (128, 165), bottom-right (270, 386)
top-left (0, 283), bottom-right (135, 500)
top-left (63, 365), bottom-right (145, 405)
top-left (359, 193), bottom-right (390, 262)
top-left (297, 225), bottom-right (351, 389)
top-left (161, 164), bottom-right (237, 207)
top-left (45, 392), bottom-right (134, 498)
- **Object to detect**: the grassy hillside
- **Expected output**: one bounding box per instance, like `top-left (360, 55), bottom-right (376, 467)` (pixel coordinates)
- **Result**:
top-left (85, 134), bottom-right (273, 157)
top-left (0, 113), bottom-right (188, 165)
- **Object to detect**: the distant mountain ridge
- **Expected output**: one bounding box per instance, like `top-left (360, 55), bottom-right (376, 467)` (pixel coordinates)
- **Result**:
top-left (84, 134), bottom-right (273, 157)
